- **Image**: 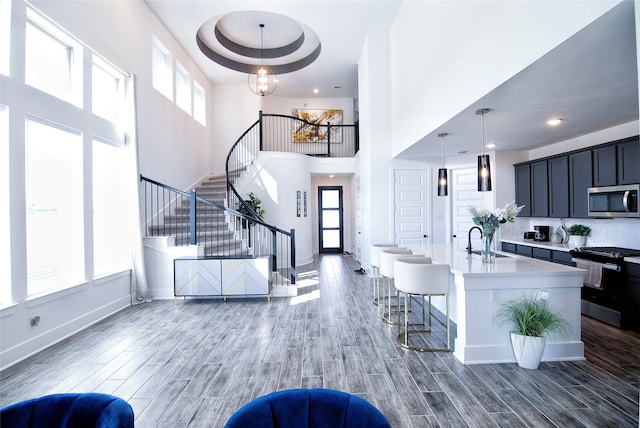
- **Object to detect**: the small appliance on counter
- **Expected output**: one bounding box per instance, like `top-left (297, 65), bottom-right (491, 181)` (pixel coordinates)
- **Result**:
top-left (523, 232), bottom-right (536, 240)
top-left (534, 226), bottom-right (550, 242)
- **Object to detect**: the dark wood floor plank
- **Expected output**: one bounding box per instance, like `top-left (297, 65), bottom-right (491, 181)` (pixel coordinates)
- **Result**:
top-left (422, 390), bottom-right (470, 428)
top-left (433, 372), bottom-right (498, 427)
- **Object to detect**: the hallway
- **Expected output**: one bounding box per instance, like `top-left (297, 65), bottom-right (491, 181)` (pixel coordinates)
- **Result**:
top-left (1, 255), bottom-right (638, 427)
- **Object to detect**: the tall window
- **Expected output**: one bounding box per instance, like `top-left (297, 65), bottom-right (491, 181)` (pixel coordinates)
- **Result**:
top-left (193, 79), bottom-right (206, 126)
top-left (152, 35), bottom-right (173, 100)
top-left (92, 55), bottom-right (124, 123)
top-left (25, 8), bottom-right (83, 107)
top-left (0, 105), bottom-right (9, 305)
top-left (0, 0), bottom-right (10, 76)
top-left (92, 139), bottom-right (131, 276)
top-left (25, 118), bottom-right (84, 296)
top-left (175, 61), bottom-right (191, 114)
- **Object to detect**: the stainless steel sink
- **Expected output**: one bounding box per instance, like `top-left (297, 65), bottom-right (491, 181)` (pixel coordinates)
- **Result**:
top-left (470, 250), bottom-right (509, 258)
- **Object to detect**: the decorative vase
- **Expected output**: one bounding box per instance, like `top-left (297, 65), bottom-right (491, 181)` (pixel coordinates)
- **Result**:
top-left (510, 332), bottom-right (546, 369)
top-left (481, 232), bottom-right (495, 263)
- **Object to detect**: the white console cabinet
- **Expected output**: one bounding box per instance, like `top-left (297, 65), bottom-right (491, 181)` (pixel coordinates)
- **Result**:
top-left (174, 256), bottom-right (271, 301)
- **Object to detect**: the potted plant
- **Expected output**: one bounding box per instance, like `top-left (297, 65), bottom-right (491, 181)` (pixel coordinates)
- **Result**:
top-left (237, 192), bottom-right (265, 228)
top-left (567, 224), bottom-right (591, 248)
top-left (496, 296), bottom-right (566, 369)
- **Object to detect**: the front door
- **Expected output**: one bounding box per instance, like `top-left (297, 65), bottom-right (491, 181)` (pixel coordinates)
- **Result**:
top-left (319, 186), bottom-right (343, 253)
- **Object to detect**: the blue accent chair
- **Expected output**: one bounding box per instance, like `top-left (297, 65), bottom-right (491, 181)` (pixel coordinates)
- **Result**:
top-left (0, 393), bottom-right (134, 427)
top-left (224, 388), bottom-right (391, 428)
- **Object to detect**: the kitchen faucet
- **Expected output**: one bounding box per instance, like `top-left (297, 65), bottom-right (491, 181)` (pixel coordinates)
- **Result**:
top-left (467, 226), bottom-right (483, 254)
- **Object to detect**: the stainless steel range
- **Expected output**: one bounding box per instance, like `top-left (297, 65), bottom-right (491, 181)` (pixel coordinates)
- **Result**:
top-left (570, 246), bottom-right (640, 330)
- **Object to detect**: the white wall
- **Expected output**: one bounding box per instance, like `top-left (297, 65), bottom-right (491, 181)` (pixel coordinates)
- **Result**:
top-left (261, 96), bottom-right (355, 124)
top-left (388, 0), bottom-right (621, 156)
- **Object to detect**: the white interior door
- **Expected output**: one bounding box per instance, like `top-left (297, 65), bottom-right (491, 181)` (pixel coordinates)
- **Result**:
top-left (355, 177), bottom-right (362, 261)
top-left (451, 167), bottom-right (494, 252)
top-left (394, 169), bottom-right (429, 249)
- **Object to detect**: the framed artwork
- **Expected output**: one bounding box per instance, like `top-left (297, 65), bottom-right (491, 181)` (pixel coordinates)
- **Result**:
top-left (291, 109), bottom-right (343, 143)
top-left (304, 191), bottom-right (307, 217)
top-left (297, 191), bottom-right (301, 217)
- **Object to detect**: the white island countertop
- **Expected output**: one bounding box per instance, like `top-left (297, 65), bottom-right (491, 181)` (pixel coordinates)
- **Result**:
top-left (403, 242), bottom-right (586, 365)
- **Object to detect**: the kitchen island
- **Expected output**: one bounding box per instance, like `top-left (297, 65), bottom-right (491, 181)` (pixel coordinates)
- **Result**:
top-left (405, 243), bottom-right (585, 365)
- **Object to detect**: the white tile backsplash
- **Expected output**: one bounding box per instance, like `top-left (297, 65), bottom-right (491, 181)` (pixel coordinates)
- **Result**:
top-left (500, 217), bottom-right (640, 250)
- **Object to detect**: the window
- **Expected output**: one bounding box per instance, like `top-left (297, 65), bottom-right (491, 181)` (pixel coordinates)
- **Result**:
top-left (25, 8), bottom-right (83, 106)
top-left (92, 55), bottom-right (125, 123)
top-left (175, 61), bottom-right (191, 114)
top-left (0, 105), bottom-right (9, 305)
top-left (152, 35), bottom-right (173, 100)
top-left (25, 118), bottom-right (84, 296)
top-left (92, 139), bottom-right (131, 276)
top-left (193, 79), bottom-right (206, 126)
top-left (0, 0), bottom-right (10, 76)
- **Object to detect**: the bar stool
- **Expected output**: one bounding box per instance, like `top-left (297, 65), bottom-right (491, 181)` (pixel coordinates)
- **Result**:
top-left (393, 258), bottom-right (450, 352)
top-left (379, 249), bottom-right (429, 324)
top-left (370, 243), bottom-right (399, 306)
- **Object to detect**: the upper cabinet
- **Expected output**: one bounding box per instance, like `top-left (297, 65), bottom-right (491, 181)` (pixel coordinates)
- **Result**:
top-left (530, 160), bottom-right (549, 217)
top-left (569, 151), bottom-right (593, 218)
top-left (514, 135), bottom-right (638, 218)
top-left (515, 163), bottom-right (532, 217)
top-left (618, 137), bottom-right (640, 184)
top-left (593, 145), bottom-right (617, 186)
top-left (548, 156), bottom-right (569, 218)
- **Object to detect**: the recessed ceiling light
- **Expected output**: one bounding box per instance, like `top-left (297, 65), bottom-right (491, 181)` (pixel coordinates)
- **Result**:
top-left (313, 88), bottom-right (319, 94)
top-left (486, 143), bottom-right (496, 149)
top-left (546, 118), bottom-right (563, 126)
top-left (329, 175), bottom-right (334, 178)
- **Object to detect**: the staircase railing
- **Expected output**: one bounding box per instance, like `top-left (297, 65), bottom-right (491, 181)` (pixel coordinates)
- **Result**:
top-left (225, 111), bottom-right (357, 287)
top-left (140, 175), bottom-right (296, 286)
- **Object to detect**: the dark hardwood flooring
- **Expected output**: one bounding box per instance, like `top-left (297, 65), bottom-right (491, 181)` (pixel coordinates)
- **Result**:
top-left (1, 254), bottom-right (639, 427)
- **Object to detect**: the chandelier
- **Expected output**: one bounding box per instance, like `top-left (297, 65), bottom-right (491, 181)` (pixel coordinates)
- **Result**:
top-left (248, 24), bottom-right (277, 96)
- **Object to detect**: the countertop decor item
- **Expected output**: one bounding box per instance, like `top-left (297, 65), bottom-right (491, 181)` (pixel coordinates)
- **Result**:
top-left (495, 295), bottom-right (567, 369)
top-left (470, 201), bottom-right (524, 263)
top-left (567, 223), bottom-right (591, 248)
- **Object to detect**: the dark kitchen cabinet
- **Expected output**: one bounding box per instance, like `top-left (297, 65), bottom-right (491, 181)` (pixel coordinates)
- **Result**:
top-left (625, 262), bottom-right (640, 331)
top-left (531, 160), bottom-right (548, 217)
top-left (515, 163), bottom-right (531, 217)
top-left (548, 156), bottom-right (569, 218)
top-left (618, 137), bottom-right (640, 184)
top-left (569, 151), bottom-right (592, 218)
top-left (501, 242), bottom-right (517, 254)
top-left (593, 145), bottom-right (617, 186)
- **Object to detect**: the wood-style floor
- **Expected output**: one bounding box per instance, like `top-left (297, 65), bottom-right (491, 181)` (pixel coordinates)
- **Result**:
top-left (1, 254), bottom-right (639, 427)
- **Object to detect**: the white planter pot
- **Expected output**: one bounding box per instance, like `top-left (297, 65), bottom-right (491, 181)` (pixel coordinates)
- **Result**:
top-left (510, 332), bottom-right (546, 369)
top-left (568, 235), bottom-right (586, 248)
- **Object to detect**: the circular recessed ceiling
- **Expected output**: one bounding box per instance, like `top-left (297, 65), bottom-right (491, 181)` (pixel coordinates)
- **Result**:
top-left (196, 10), bottom-right (321, 75)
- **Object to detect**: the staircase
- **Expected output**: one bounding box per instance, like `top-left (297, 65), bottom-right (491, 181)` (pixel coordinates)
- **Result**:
top-left (147, 174), bottom-right (248, 256)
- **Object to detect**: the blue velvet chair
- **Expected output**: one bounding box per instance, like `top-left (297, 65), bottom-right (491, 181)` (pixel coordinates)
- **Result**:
top-left (224, 388), bottom-right (391, 428)
top-left (0, 393), bottom-right (134, 428)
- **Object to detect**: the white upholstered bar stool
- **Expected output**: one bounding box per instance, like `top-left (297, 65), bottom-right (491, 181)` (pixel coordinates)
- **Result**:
top-left (370, 244), bottom-right (399, 306)
top-left (379, 249), bottom-right (428, 324)
top-left (393, 259), bottom-right (451, 352)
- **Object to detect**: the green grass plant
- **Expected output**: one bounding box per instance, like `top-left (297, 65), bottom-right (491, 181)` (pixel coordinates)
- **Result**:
top-left (496, 296), bottom-right (566, 337)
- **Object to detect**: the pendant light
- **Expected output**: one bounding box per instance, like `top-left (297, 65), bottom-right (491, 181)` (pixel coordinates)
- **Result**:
top-left (248, 24), bottom-right (277, 96)
top-left (476, 108), bottom-right (492, 191)
top-left (437, 132), bottom-right (448, 196)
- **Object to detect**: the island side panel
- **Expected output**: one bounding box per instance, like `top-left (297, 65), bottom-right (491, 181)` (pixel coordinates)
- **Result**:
top-left (452, 271), bottom-right (584, 365)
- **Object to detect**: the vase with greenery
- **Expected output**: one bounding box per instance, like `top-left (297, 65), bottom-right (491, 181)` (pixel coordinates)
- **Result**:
top-left (567, 224), bottom-right (591, 248)
top-left (495, 296), bottom-right (566, 369)
top-left (469, 201), bottom-right (525, 263)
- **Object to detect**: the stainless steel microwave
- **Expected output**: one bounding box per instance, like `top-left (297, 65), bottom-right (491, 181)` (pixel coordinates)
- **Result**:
top-left (588, 184), bottom-right (639, 218)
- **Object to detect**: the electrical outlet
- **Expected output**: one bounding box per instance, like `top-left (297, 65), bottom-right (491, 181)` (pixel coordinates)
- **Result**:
top-left (491, 290), bottom-right (500, 302)
top-left (30, 316), bottom-right (40, 327)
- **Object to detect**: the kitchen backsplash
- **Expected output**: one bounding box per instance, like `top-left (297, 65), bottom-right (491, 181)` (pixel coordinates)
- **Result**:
top-left (499, 218), bottom-right (640, 250)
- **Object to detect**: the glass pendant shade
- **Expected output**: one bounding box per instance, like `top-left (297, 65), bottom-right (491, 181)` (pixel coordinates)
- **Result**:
top-left (438, 168), bottom-right (448, 196)
top-left (248, 24), bottom-right (277, 96)
top-left (478, 154), bottom-right (492, 191)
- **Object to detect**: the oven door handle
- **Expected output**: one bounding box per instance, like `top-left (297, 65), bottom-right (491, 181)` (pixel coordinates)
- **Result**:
top-left (571, 259), bottom-right (622, 272)
top-left (603, 263), bottom-right (621, 272)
